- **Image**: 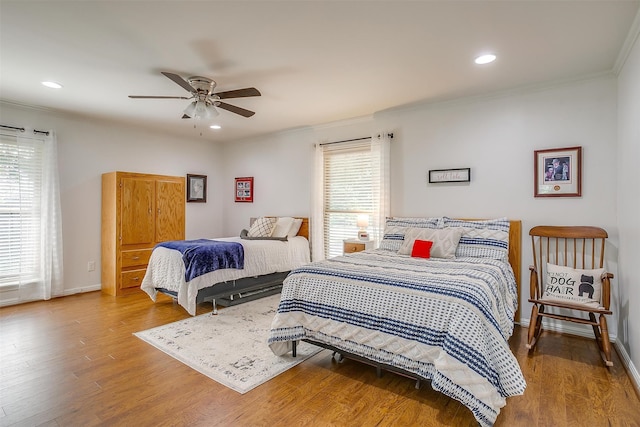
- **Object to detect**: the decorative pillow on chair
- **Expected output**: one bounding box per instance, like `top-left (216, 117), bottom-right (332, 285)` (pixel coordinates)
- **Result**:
top-left (398, 227), bottom-right (462, 259)
top-left (541, 263), bottom-right (604, 309)
top-left (411, 240), bottom-right (433, 259)
top-left (379, 217), bottom-right (443, 252)
top-left (247, 217), bottom-right (277, 238)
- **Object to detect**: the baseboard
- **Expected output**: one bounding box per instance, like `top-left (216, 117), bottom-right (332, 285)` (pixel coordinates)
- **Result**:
top-left (614, 342), bottom-right (640, 398)
top-left (0, 284), bottom-right (101, 307)
top-left (62, 284), bottom-right (102, 296)
top-left (519, 317), bottom-right (618, 341)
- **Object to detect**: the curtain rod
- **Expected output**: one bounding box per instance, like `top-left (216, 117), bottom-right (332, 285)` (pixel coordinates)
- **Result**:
top-left (0, 124), bottom-right (50, 136)
top-left (319, 132), bottom-right (394, 146)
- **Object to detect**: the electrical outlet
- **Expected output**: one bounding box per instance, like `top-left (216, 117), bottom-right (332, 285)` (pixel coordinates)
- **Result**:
top-left (87, 261), bottom-right (95, 272)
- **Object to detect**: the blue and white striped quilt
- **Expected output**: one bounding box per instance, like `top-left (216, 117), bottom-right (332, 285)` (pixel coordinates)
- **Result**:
top-left (268, 250), bottom-right (526, 426)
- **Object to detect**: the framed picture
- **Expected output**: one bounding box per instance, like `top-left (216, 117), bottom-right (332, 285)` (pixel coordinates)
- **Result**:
top-left (235, 177), bottom-right (254, 203)
top-left (534, 146), bottom-right (582, 197)
top-left (186, 174), bottom-right (207, 203)
top-left (428, 168), bottom-right (471, 183)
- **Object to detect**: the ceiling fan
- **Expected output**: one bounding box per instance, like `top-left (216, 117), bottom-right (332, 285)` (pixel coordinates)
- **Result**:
top-left (129, 72), bottom-right (261, 119)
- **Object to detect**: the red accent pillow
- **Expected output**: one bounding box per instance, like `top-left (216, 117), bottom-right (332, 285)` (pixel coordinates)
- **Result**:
top-left (411, 239), bottom-right (433, 259)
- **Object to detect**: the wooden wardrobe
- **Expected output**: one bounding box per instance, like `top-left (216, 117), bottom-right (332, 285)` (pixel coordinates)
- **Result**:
top-left (101, 171), bottom-right (185, 296)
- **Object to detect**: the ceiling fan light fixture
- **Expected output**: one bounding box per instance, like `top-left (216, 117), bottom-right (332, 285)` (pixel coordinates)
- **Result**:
top-left (183, 101), bottom-right (197, 118)
top-left (206, 104), bottom-right (219, 118)
top-left (210, 124), bottom-right (221, 130)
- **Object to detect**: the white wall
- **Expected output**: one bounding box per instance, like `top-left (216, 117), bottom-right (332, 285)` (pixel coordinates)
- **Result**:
top-left (616, 31), bottom-right (640, 380)
top-left (0, 102), bottom-right (225, 296)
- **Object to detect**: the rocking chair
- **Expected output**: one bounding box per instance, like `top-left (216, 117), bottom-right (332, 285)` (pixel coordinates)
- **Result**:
top-left (526, 226), bottom-right (614, 366)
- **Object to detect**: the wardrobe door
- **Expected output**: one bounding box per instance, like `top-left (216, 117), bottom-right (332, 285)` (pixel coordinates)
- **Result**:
top-left (155, 178), bottom-right (185, 243)
top-left (120, 176), bottom-right (155, 245)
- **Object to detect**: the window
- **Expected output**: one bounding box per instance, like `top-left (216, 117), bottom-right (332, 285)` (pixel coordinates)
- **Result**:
top-left (323, 142), bottom-right (375, 258)
top-left (0, 134), bottom-right (43, 287)
top-left (0, 129), bottom-right (63, 303)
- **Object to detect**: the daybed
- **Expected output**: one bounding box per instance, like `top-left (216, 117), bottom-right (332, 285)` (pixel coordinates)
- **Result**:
top-left (141, 217), bottom-right (310, 315)
top-left (268, 217), bottom-right (525, 427)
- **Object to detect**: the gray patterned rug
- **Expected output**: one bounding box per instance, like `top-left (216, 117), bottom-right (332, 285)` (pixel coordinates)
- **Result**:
top-left (134, 293), bottom-right (322, 394)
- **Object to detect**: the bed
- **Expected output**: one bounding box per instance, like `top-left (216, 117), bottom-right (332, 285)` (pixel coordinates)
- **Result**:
top-left (141, 217), bottom-right (310, 315)
top-left (268, 217), bottom-right (525, 427)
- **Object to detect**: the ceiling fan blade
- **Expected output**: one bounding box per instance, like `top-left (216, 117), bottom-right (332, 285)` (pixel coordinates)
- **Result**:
top-left (214, 87), bottom-right (261, 99)
top-left (217, 102), bottom-right (255, 117)
top-left (182, 114), bottom-right (191, 119)
top-left (129, 95), bottom-right (191, 99)
top-left (161, 71), bottom-right (196, 93)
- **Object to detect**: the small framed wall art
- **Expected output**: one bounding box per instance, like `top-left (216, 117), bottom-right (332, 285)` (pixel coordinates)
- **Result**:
top-left (428, 168), bottom-right (471, 183)
top-left (187, 174), bottom-right (207, 203)
top-left (534, 146), bottom-right (582, 197)
top-left (235, 176), bottom-right (254, 203)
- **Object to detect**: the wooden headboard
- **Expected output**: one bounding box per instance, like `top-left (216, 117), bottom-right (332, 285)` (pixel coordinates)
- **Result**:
top-left (295, 217), bottom-right (310, 240)
top-left (508, 220), bottom-right (522, 323)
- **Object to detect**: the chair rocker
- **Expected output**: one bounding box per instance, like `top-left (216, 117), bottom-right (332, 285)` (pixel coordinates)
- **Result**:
top-left (526, 225), bottom-right (614, 366)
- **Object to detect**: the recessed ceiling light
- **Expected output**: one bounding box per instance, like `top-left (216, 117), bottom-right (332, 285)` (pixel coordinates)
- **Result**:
top-left (41, 81), bottom-right (63, 89)
top-left (210, 125), bottom-right (221, 130)
top-left (474, 54), bottom-right (496, 65)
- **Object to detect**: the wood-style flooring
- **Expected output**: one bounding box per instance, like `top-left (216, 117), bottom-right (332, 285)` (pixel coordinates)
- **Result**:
top-left (1, 291), bottom-right (639, 427)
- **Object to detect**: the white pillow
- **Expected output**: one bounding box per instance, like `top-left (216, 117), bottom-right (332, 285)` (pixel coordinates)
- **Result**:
top-left (247, 217), bottom-right (277, 238)
top-left (287, 218), bottom-right (303, 238)
top-left (271, 217), bottom-right (295, 238)
top-left (398, 227), bottom-right (463, 259)
top-left (541, 263), bottom-right (604, 309)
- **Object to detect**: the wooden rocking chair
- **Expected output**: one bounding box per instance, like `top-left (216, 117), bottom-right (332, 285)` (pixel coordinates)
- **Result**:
top-left (526, 226), bottom-right (614, 366)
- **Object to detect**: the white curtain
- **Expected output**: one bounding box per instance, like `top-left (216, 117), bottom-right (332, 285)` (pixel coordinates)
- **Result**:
top-left (39, 131), bottom-right (64, 299)
top-left (5, 130), bottom-right (64, 303)
top-left (370, 132), bottom-right (391, 246)
top-left (311, 143), bottom-right (325, 261)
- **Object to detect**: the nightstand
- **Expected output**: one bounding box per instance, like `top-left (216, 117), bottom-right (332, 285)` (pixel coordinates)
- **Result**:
top-left (343, 239), bottom-right (373, 255)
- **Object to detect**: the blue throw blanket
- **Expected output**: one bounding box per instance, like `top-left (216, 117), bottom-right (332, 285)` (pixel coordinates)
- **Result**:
top-left (156, 239), bottom-right (244, 282)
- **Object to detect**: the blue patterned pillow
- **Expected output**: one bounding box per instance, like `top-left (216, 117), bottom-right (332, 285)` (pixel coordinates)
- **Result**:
top-left (442, 217), bottom-right (510, 261)
top-left (379, 217), bottom-right (443, 251)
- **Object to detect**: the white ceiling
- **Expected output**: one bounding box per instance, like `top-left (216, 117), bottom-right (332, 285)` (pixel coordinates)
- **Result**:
top-left (1, 1), bottom-right (638, 143)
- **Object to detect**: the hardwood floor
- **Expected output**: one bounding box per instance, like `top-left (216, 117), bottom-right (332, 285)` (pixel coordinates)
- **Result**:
top-left (1, 291), bottom-right (639, 427)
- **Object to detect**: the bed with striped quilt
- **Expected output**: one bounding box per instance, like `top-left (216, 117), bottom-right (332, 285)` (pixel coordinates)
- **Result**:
top-left (268, 249), bottom-right (526, 426)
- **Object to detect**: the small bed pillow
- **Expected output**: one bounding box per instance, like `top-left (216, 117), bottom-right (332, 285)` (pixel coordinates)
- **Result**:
top-left (541, 263), bottom-right (604, 309)
top-left (379, 217), bottom-right (443, 251)
top-left (287, 218), bottom-right (303, 238)
top-left (442, 217), bottom-right (510, 261)
top-left (247, 216), bottom-right (277, 238)
top-left (271, 217), bottom-right (295, 238)
top-left (411, 240), bottom-right (433, 259)
top-left (398, 227), bottom-right (462, 259)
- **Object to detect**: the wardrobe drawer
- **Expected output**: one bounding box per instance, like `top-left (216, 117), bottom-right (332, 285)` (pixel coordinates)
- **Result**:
top-left (121, 269), bottom-right (146, 289)
top-left (121, 249), bottom-right (152, 268)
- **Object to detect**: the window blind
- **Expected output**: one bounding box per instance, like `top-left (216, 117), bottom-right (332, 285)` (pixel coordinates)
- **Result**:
top-left (322, 143), bottom-right (375, 258)
top-left (0, 133), bottom-right (43, 286)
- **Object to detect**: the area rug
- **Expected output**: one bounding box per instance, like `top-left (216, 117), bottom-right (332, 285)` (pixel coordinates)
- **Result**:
top-left (134, 293), bottom-right (322, 394)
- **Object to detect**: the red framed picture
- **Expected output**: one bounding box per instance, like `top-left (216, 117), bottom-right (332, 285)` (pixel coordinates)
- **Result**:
top-left (235, 177), bottom-right (254, 203)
